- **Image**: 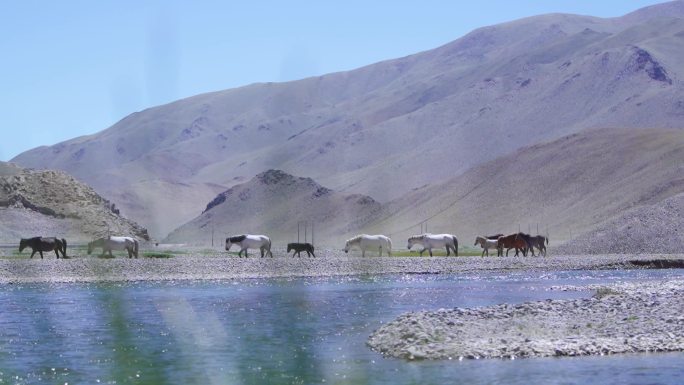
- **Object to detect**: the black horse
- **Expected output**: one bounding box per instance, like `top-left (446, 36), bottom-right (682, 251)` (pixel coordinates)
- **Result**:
top-left (19, 237), bottom-right (67, 259)
top-left (287, 242), bottom-right (315, 258)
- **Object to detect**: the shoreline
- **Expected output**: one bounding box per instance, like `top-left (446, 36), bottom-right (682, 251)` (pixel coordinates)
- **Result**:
top-left (0, 253), bottom-right (683, 284)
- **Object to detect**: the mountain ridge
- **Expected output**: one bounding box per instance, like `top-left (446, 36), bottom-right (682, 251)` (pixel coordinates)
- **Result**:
top-left (12, 1), bottom-right (684, 238)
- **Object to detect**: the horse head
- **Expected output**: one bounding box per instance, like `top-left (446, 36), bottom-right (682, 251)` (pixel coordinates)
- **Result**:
top-left (287, 243), bottom-right (293, 252)
top-left (18, 238), bottom-right (27, 252)
top-left (344, 241), bottom-right (350, 253)
top-left (225, 238), bottom-right (232, 251)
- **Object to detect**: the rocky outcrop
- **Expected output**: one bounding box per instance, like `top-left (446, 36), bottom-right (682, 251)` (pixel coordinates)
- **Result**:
top-left (0, 162), bottom-right (149, 242)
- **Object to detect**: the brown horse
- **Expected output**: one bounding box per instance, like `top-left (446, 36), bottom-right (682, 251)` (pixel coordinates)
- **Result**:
top-left (496, 233), bottom-right (529, 257)
top-left (19, 237), bottom-right (67, 259)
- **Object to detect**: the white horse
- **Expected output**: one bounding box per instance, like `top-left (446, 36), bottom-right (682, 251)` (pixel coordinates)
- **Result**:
top-left (474, 236), bottom-right (499, 257)
top-left (344, 234), bottom-right (392, 257)
top-left (407, 233), bottom-right (459, 257)
top-left (226, 234), bottom-right (273, 257)
top-left (88, 236), bottom-right (139, 258)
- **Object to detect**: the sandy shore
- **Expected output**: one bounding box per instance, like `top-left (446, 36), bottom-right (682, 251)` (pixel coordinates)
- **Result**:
top-left (0, 251), bottom-right (683, 283)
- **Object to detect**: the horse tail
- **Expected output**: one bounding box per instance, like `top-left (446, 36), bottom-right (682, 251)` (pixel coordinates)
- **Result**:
top-left (452, 236), bottom-right (458, 257)
top-left (545, 236), bottom-right (549, 245)
top-left (62, 238), bottom-right (67, 257)
top-left (387, 237), bottom-right (393, 256)
top-left (134, 239), bottom-right (139, 258)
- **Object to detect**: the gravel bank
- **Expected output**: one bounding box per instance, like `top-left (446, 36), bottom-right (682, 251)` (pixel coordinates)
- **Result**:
top-left (367, 280), bottom-right (684, 360)
top-left (0, 252), bottom-right (683, 283)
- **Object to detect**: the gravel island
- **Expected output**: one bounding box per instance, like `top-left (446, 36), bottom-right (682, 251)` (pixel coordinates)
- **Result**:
top-left (367, 279), bottom-right (684, 360)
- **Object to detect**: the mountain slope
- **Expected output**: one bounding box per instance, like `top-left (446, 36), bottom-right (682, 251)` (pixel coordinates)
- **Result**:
top-left (164, 170), bottom-right (380, 246)
top-left (558, 192), bottom-right (684, 254)
top-left (357, 127), bottom-right (684, 246)
top-left (12, 1), bottom-right (684, 238)
top-left (0, 162), bottom-right (149, 243)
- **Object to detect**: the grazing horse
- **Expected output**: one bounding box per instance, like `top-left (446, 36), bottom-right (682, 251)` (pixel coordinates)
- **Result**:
top-left (344, 234), bottom-right (392, 257)
top-left (529, 235), bottom-right (549, 256)
top-left (407, 233), bottom-right (458, 257)
top-left (287, 242), bottom-right (315, 258)
top-left (19, 237), bottom-right (67, 259)
top-left (474, 236), bottom-right (499, 257)
top-left (88, 236), bottom-right (139, 258)
top-left (226, 235), bottom-right (273, 257)
top-left (497, 233), bottom-right (531, 257)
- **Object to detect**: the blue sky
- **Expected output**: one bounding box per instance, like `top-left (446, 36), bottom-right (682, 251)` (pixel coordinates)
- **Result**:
top-left (0, 0), bottom-right (666, 161)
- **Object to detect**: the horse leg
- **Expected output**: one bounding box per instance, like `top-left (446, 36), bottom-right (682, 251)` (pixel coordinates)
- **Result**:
top-left (378, 246), bottom-right (382, 257)
top-left (420, 248), bottom-right (426, 257)
top-left (362, 250), bottom-right (366, 258)
top-left (54, 248), bottom-right (60, 259)
top-left (39, 250), bottom-right (44, 259)
top-left (429, 248), bottom-right (433, 257)
top-left (30, 249), bottom-right (36, 259)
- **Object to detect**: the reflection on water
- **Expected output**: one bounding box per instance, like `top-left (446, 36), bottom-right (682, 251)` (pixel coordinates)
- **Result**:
top-left (0, 269), bottom-right (683, 384)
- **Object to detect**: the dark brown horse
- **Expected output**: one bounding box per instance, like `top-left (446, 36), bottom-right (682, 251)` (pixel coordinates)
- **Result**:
top-left (19, 237), bottom-right (67, 259)
top-left (529, 235), bottom-right (548, 256)
top-left (287, 242), bottom-right (315, 257)
top-left (496, 233), bottom-right (529, 257)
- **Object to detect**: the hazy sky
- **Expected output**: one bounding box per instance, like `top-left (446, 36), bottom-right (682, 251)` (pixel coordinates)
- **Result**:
top-left (0, 0), bottom-right (666, 161)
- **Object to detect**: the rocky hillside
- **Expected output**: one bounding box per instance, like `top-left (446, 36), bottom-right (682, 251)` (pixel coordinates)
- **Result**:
top-left (11, 1), bottom-right (684, 238)
top-left (557, 192), bottom-right (684, 254)
top-left (357, 127), bottom-right (684, 247)
top-left (164, 170), bottom-right (380, 246)
top-left (0, 162), bottom-right (149, 243)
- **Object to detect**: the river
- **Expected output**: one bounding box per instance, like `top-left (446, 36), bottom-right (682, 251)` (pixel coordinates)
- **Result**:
top-left (1, 269), bottom-right (682, 384)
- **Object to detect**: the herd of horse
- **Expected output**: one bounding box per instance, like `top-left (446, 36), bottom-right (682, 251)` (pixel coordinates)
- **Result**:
top-left (226, 232), bottom-right (547, 258)
top-left (16, 231), bottom-right (548, 259)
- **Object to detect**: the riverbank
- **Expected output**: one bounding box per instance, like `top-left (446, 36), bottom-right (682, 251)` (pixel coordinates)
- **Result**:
top-left (0, 252), bottom-right (683, 283)
top-left (367, 279), bottom-right (684, 360)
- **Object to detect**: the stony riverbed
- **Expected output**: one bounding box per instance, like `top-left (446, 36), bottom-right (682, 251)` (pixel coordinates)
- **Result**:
top-left (0, 251), bottom-right (683, 283)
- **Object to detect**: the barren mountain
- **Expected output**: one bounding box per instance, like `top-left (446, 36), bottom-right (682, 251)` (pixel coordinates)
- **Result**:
top-left (356, 127), bottom-right (684, 247)
top-left (164, 169), bottom-right (380, 246)
top-left (0, 162), bottom-right (149, 243)
top-left (11, 1), bottom-right (684, 238)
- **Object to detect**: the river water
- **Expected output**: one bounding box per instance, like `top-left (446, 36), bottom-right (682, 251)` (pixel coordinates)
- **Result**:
top-left (1, 269), bottom-right (683, 384)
